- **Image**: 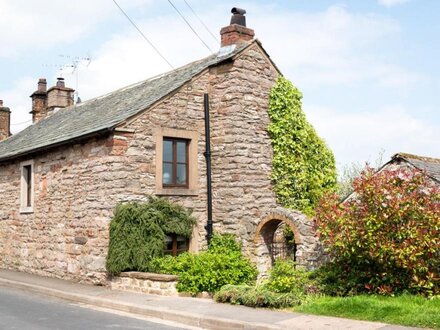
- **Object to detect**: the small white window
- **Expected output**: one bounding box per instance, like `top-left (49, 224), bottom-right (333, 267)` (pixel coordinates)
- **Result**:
top-left (20, 160), bottom-right (34, 213)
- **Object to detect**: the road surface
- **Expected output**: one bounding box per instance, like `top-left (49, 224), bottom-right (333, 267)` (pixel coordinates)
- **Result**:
top-left (0, 286), bottom-right (193, 330)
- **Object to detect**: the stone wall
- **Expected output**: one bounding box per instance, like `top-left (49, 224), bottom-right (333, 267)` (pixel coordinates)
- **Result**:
top-left (111, 272), bottom-right (178, 296)
top-left (0, 136), bottom-right (127, 283)
top-left (0, 42), bottom-right (322, 283)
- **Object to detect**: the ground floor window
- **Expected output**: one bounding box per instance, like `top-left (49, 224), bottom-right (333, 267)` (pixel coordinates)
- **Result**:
top-left (165, 234), bottom-right (189, 256)
top-left (20, 159), bottom-right (34, 213)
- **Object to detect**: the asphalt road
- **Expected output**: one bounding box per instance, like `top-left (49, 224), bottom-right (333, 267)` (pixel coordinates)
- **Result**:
top-left (0, 286), bottom-right (190, 330)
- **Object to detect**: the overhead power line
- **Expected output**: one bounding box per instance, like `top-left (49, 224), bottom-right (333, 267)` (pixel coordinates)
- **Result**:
top-left (167, 0), bottom-right (214, 53)
top-left (183, 0), bottom-right (220, 45)
top-left (111, 0), bottom-right (174, 69)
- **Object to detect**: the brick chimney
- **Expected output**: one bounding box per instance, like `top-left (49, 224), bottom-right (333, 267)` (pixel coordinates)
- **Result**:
top-left (0, 100), bottom-right (11, 142)
top-left (30, 78), bottom-right (48, 123)
top-left (220, 8), bottom-right (255, 47)
top-left (46, 78), bottom-right (74, 116)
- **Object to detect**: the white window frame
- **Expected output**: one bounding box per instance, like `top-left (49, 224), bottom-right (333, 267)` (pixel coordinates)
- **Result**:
top-left (20, 159), bottom-right (34, 213)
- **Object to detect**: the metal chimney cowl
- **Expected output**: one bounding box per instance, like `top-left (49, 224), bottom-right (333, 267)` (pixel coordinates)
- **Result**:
top-left (230, 7), bottom-right (247, 26)
top-left (220, 7), bottom-right (255, 47)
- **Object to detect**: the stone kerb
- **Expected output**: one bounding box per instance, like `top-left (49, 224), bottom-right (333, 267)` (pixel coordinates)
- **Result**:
top-left (111, 272), bottom-right (179, 296)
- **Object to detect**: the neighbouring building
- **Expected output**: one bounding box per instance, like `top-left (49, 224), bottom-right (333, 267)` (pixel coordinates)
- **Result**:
top-left (0, 8), bottom-right (323, 284)
top-left (380, 152), bottom-right (440, 184)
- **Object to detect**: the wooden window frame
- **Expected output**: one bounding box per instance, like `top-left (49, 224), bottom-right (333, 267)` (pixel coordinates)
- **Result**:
top-left (154, 127), bottom-right (199, 196)
top-left (20, 159), bottom-right (34, 213)
top-left (162, 138), bottom-right (189, 188)
top-left (165, 234), bottom-right (189, 256)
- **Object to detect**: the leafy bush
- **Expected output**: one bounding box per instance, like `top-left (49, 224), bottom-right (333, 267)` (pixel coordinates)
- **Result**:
top-left (214, 260), bottom-right (320, 308)
top-left (150, 234), bottom-right (258, 294)
top-left (214, 284), bottom-right (303, 308)
top-left (268, 76), bottom-right (337, 215)
top-left (315, 167), bottom-right (440, 295)
top-left (106, 197), bottom-right (196, 275)
top-left (266, 260), bottom-right (320, 295)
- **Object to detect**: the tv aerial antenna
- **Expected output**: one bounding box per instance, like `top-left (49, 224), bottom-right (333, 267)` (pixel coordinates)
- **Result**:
top-left (58, 55), bottom-right (92, 103)
top-left (43, 55), bottom-right (92, 103)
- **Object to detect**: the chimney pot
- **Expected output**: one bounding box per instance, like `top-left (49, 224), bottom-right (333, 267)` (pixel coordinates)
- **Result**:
top-left (0, 100), bottom-right (11, 142)
top-left (56, 77), bottom-right (65, 88)
top-left (30, 78), bottom-right (48, 123)
top-left (230, 7), bottom-right (247, 26)
top-left (38, 78), bottom-right (47, 92)
top-left (46, 78), bottom-right (74, 115)
top-left (220, 8), bottom-right (254, 47)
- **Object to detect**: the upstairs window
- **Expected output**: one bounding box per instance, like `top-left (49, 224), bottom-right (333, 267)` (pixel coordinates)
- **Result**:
top-left (20, 160), bottom-right (34, 213)
top-left (154, 128), bottom-right (198, 196)
top-left (162, 138), bottom-right (189, 188)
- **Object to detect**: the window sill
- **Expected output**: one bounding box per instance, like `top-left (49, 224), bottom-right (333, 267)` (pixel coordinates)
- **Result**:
top-left (19, 207), bottom-right (34, 214)
top-left (156, 188), bottom-right (199, 196)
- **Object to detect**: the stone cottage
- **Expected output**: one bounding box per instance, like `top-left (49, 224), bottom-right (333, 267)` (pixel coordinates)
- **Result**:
top-left (380, 152), bottom-right (440, 184)
top-left (0, 9), bottom-right (322, 284)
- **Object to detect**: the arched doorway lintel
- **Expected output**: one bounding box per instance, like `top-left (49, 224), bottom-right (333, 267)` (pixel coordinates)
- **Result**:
top-left (254, 213), bottom-right (302, 244)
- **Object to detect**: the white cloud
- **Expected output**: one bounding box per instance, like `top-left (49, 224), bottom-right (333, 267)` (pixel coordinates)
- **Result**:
top-left (0, 0), bottom-right (153, 58)
top-left (1, 77), bottom-right (35, 133)
top-left (250, 5), bottom-right (424, 89)
top-left (306, 104), bottom-right (440, 168)
top-left (378, 0), bottom-right (410, 7)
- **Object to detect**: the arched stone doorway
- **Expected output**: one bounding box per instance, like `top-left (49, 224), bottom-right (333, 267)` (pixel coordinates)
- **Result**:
top-left (253, 208), bottom-right (322, 278)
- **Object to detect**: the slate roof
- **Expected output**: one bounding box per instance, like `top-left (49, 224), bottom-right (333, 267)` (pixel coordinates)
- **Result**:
top-left (390, 152), bottom-right (440, 183)
top-left (0, 42), bottom-right (252, 162)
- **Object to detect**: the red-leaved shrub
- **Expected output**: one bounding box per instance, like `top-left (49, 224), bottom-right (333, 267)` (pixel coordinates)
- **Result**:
top-left (315, 167), bottom-right (439, 295)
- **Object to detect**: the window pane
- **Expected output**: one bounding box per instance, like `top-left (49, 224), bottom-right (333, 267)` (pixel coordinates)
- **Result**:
top-left (23, 165), bottom-right (32, 207)
top-left (163, 140), bottom-right (173, 162)
top-left (176, 141), bottom-right (187, 163)
top-left (163, 163), bottom-right (173, 184)
top-left (176, 236), bottom-right (188, 250)
top-left (165, 235), bottom-right (173, 251)
top-left (176, 164), bottom-right (187, 185)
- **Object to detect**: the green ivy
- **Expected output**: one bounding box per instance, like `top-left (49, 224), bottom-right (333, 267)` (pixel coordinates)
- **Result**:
top-left (106, 197), bottom-right (196, 275)
top-left (268, 76), bottom-right (337, 215)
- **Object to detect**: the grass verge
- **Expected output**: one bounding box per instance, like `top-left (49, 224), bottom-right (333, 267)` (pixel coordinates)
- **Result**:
top-left (293, 294), bottom-right (440, 329)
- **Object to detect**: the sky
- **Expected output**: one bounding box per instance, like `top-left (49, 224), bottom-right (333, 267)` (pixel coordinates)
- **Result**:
top-left (0, 0), bottom-right (439, 172)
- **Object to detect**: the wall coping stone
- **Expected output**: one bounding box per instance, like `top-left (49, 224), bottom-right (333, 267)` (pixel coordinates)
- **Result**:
top-left (118, 271), bottom-right (179, 282)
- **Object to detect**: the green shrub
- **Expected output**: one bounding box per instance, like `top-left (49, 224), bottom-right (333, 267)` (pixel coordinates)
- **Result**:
top-left (106, 197), bottom-right (196, 275)
top-left (266, 260), bottom-right (320, 295)
top-left (315, 167), bottom-right (440, 296)
top-left (150, 234), bottom-right (258, 294)
top-left (214, 284), bottom-right (303, 308)
top-left (268, 76), bottom-right (337, 216)
top-left (214, 260), bottom-right (320, 309)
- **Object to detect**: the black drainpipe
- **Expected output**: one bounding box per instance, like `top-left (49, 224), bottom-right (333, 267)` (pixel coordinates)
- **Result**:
top-left (204, 93), bottom-right (213, 246)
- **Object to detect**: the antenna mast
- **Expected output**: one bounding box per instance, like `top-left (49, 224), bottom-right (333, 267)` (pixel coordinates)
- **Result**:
top-left (58, 55), bottom-right (91, 103)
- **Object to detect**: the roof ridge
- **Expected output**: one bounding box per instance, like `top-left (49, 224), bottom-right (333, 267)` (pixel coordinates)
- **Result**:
top-left (393, 152), bottom-right (440, 164)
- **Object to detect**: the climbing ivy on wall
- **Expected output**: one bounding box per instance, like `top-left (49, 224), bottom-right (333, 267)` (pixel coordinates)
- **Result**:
top-left (106, 197), bottom-right (196, 275)
top-left (268, 76), bottom-right (337, 216)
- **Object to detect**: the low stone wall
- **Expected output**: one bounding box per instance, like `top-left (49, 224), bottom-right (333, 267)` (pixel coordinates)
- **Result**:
top-left (111, 272), bottom-right (179, 296)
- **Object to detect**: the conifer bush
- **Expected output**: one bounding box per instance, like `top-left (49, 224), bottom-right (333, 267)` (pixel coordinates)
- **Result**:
top-left (106, 197), bottom-right (196, 275)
